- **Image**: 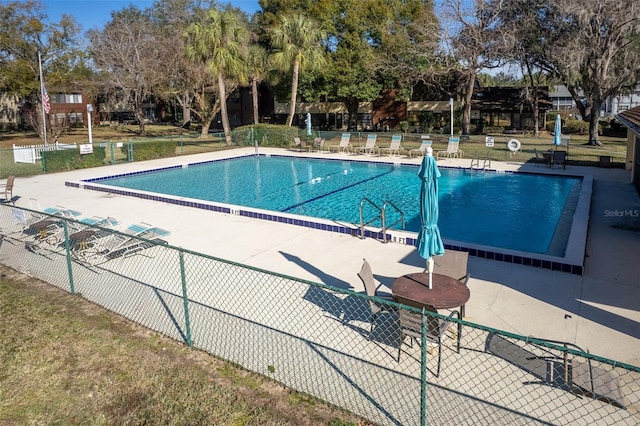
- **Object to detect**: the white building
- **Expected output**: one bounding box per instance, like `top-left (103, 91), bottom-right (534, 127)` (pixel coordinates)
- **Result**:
top-left (550, 84), bottom-right (640, 117)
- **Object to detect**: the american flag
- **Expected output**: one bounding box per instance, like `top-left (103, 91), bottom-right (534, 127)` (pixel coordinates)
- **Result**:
top-left (42, 85), bottom-right (51, 114)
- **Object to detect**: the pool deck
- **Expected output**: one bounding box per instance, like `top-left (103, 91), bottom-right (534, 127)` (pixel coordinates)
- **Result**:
top-left (7, 147), bottom-right (640, 366)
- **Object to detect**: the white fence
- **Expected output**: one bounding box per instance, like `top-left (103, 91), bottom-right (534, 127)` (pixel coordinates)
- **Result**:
top-left (13, 142), bottom-right (78, 164)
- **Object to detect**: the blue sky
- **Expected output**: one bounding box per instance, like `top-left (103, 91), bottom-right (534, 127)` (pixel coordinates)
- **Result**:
top-left (34, 0), bottom-right (262, 31)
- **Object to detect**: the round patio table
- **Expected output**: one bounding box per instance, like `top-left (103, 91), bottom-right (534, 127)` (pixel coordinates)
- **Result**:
top-left (391, 272), bottom-right (470, 310)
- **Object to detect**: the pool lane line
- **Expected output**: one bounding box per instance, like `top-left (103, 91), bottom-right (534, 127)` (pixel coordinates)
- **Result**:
top-left (280, 169), bottom-right (396, 213)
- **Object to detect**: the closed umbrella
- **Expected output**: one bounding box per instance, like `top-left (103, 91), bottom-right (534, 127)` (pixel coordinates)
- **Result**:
top-left (416, 147), bottom-right (445, 289)
top-left (553, 114), bottom-right (562, 151)
top-left (306, 112), bottom-right (312, 137)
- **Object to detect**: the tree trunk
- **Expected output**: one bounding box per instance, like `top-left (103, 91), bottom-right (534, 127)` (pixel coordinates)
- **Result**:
top-left (587, 102), bottom-right (602, 146)
top-left (532, 96), bottom-right (540, 137)
top-left (462, 74), bottom-right (476, 135)
top-left (286, 59), bottom-right (300, 127)
top-left (200, 119), bottom-right (212, 137)
top-left (180, 91), bottom-right (191, 125)
top-left (252, 79), bottom-right (260, 125)
top-left (218, 73), bottom-right (232, 145)
top-left (135, 107), bottom-right (146, 135)
top-left (345, 96), bottom-right (359, 130)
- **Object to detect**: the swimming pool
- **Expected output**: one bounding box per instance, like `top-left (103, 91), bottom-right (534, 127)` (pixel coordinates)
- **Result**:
top-left (77, 155), bottom-right (582, 259)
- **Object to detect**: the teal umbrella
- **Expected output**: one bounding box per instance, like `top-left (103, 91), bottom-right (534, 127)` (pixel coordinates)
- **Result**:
top-left (553, 114), bottom-right (562, 151)
top-left (416, 148), bottom-right (445, 289)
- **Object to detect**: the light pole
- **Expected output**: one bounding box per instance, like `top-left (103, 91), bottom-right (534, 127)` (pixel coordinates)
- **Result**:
top-left (449, 97), bottom-right (454, 136)
top-left (87, 104), bottom-right (93, 144)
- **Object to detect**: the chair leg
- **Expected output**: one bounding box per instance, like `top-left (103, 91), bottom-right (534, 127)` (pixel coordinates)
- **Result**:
top-left (368, 313), bottom-right (376, 340)
top-left (435, 337), bottom-right (442, 377)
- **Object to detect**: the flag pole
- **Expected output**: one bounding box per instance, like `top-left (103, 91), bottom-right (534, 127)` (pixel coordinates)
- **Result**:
top-left (38, 51), bottom-right (48, 146)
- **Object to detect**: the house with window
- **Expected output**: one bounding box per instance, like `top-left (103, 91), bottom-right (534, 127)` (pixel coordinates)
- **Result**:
top-left (48, 89), bottom-right (94, 126)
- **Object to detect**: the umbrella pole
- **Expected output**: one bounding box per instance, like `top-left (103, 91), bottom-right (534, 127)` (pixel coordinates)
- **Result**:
top-left (426, 257), bottom-right (434, 289)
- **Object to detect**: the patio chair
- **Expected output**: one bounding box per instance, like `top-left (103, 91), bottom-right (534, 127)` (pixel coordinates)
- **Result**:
top-left (313, 137), bottom-right (326, 152)
top-left (379, 134), bottom-right (404, 156)
top-left (18, 207), bottom-right (82, 243)
top-left (433, 250), bottom-right (470, 318)
top-left (44, 215), bottom-right (120, 247)
top-left (357, 258), bottom-right (394, 339)
top-left (65, 217), bottom-right (120, 253)
top-left (103, 225), bottom-right (170, 260)
top-left (293, 137), bottom-right (311, 152)
top-left (328, 133), bottom-right (353, 153)
top-left (409, 136), bottom-right (432, 158)
top-left (355, 134), bottom-right (379, 156)
top-left (69, 221), bottom-right (151, 263)
top-left (533, 148), bottom-right (546, 167)
top-left (436, 137), bottom-right (463, 160)
top-left (551, 150), bottom-right (567, 169)
top-left (1, 175), bottom-right (16, 203)
top-left (396, 301), bottom-right (461, 376)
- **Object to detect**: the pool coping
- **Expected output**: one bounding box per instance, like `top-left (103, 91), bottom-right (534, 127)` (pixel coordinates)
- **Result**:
top-left (66, 152), bottom-right (591, 275)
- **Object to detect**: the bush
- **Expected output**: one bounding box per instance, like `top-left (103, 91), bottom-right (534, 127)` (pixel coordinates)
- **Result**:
top-left (484, 126), bottom-right (505, 134)
top-left (232, 124), bottom-right (303, 148)
top-left (42, 146), bottom-right (107, 172)
top-left (121, 140), bottom-right (177, 161)
top-left (545, 119), bottom-right (593, 135)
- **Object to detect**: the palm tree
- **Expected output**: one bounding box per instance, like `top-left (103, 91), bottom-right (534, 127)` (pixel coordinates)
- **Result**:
top-left (184, 8), bottom-right (248, 144)
top-left (270, 14), bottom-right (326, 127)
top-left (246, 44), bottom-right (269, 125)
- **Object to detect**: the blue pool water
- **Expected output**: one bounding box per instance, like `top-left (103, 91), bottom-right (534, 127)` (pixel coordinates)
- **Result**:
top-left (96, 156), bottom-right (581, 255)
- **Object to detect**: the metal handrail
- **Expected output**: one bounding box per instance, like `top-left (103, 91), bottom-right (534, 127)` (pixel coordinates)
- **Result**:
top-left (470, 151), bottom-right (480, 170)
top-left (359, 197), bottom-right (382, 239)
top-left (482, 152), bottom-right (491, 170)
top-left (382, 200), bottom-right (405, 237)
top-left (470, 151), bottom-right (491, 171)
top-left (359, 197), bottom-right (405, 243)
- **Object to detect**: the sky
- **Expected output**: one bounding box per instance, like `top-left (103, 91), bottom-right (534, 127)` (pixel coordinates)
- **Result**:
top-left (34, 0), bottom-right (262, 31)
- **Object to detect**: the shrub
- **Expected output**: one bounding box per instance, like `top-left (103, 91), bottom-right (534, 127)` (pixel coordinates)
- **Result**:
top-left (545, 119), bottom-right (593, 135)
top-left (232, 124), bottom-right (303, 148)
top-left (121, 140), bottom-right (177, 161)
top-left (42, 146), bottom-right (107, 172)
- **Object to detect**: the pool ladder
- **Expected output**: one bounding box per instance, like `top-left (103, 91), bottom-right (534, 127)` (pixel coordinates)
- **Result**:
top-left (470, 150), bottom-right (491, 171)
top-left (359, 197), bottom-right (405, 243)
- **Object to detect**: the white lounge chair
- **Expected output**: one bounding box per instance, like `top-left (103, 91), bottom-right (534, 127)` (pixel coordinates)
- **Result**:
top-left (409, 136), bottom-right (433, 158)
top-left (355, 134), bottom-right (379, 156)
top-left (329, 133), bottom-right (352, 153)
top-left (436, 137), bottom-right (463, 159)
top-left (379, 134), bottom-right (404, 156)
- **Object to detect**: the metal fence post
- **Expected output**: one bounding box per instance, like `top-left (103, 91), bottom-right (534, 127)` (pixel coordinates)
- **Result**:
top-left (110, 141), bottom-right (115, 165)
top-left (63, 221), bottom-right (75, 294)
top-left (421, 309), bottom-right (427, 426)
top-left (179, 250), bottom-right (192, 347)
top-left (127, 139), bottom-right (134, 162)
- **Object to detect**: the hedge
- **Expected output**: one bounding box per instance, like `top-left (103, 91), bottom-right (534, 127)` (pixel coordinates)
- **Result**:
top-left (42, 146), bottom-right (106, 172)
top-left (120, 140), bottom-right (178, 161)
top-left (232, 124), bottom-right (303, 148)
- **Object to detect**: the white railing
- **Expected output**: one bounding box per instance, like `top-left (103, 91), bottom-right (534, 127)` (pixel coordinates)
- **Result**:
top-left (13, 142), bottom-right (78, 164)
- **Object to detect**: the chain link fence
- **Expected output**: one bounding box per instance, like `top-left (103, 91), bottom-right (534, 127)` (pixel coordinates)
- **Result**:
top-left (0, 203), bottom-right (638, 425)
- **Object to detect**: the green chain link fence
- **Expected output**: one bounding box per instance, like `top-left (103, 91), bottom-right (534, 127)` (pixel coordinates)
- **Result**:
top-left (0, 203), bottom-right (638, 425)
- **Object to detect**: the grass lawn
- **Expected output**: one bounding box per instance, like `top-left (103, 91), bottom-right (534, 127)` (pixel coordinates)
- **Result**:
top-left (0, 265), bottom-right (368, 425)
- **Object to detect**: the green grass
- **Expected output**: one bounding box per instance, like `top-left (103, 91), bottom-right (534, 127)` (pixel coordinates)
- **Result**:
top-left (0, 265), bottom-right (367, 425)
top-left (0, 126), bottom-right (629, 179)
top-left (395, 133), bottom-right (628, 167)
